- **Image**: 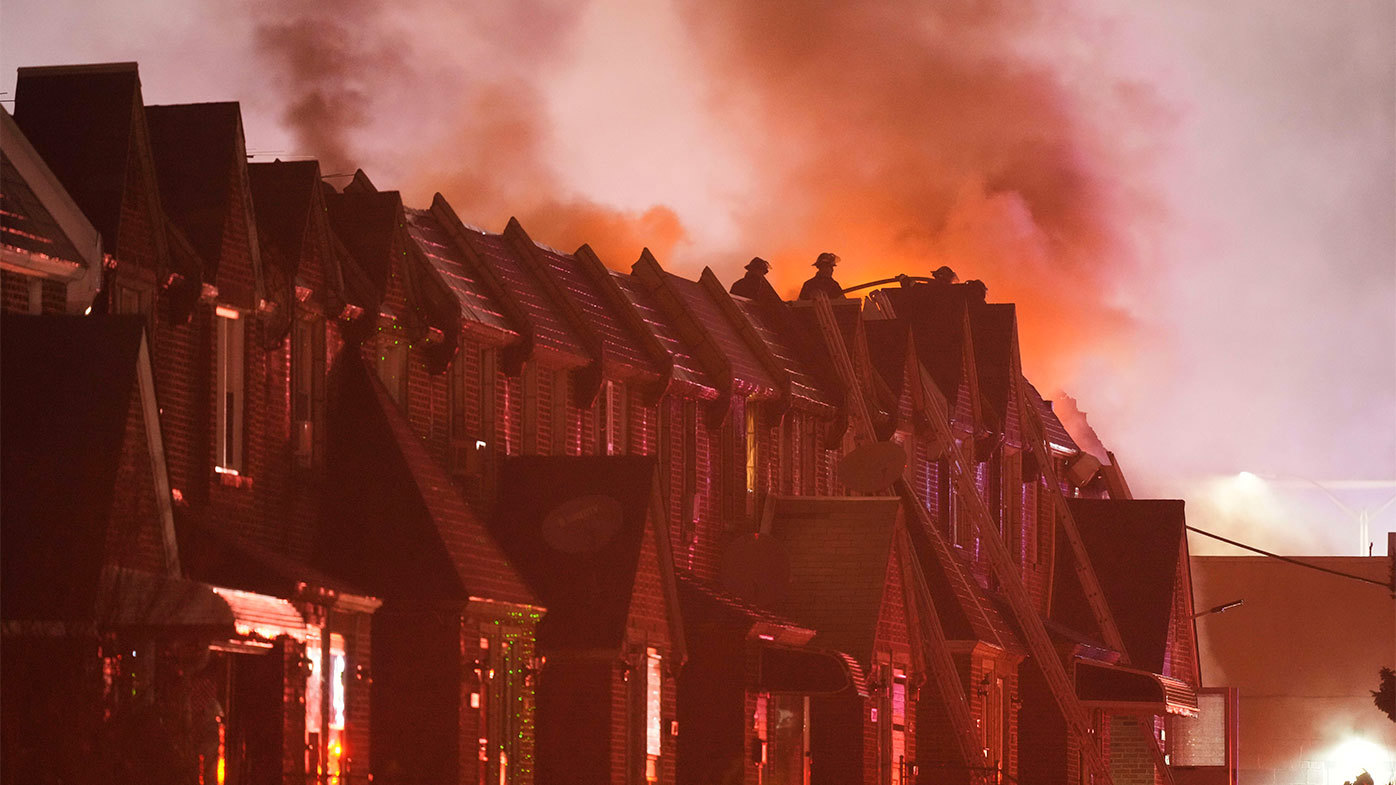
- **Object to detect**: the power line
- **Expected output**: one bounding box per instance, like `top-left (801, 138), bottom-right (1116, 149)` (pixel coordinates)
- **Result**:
top-left (1186, 525), bottom-right (1389, 589)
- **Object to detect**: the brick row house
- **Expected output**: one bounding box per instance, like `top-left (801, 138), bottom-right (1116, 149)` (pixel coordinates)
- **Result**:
top-left (2, 59), bottom-right (1221, 785)
top-left (4, 63), bottom-right (389, 785)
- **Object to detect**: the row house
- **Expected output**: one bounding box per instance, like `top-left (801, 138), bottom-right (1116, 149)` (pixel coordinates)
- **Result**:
top-left (7, 63), bottom-right (383, 784)
top-left (857, 278), bottom-right (1204, 784)
top-left (349, 173), bottom-right (915, 784)
top-left (312, 176), bottom-right (542, 785)
top-left (0, 312), bottom-right (321, 785)
top-left (3, 59), bottom-right (1215, 785)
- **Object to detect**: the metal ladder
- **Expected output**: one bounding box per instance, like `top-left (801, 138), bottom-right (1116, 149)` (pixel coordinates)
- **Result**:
top-left (817, 294), bottom-right (1115, 784)
top-left (811, 296), bottom-right (986, 770)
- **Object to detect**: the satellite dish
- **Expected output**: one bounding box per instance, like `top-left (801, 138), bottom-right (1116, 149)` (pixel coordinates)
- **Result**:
top-left (541, 494), bottom-right (624, 554)
top-left (838, 441), bottom-right (907, 493)
top-left (719, 534), bottom-right (790, 610)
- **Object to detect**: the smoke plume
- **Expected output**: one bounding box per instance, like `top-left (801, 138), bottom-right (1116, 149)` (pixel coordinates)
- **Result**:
top-left (674, 0), bottom-right (1171, 389)
top-left (252, 0), bottom-right (409, 175)
top-left (250, 0), bottom-right (688, 262)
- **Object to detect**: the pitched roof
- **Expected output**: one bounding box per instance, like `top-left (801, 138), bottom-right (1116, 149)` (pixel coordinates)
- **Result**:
top-left (1027, 382), bottom-right (1079, 453)
top-left (1, 110), bottom-right (103, 294)
top-left (1057, 499), bottom-right (1186, 673)
top-left (675, 571), bottom-right (814, 639)
top-left (609, 269), bottom-right (718, 400)
top-left (900, 501), bottom-right (1016, 649)
top-left (325, 190), bottom-right (399, 308)
top-left (768, 496), bottom-right (902, 664)
top-left (144, 102), bottom-right (242, 278)
top-left (1, 314), bottom-right (147, 620)
top-left (522, 237), bottom-right (659, 379)
top-left (660, 269), bottom-right (780, 399)
top-left (457, 225), bottom-right (589, 364)
top-left (864, 320), bottom-right (911, 399)
top-left (491, 456), bottom-right (660, 651)
top-left (729, 296), bottom-right (836, 412)
top-left (12, 63), bottom-right (143, 249)
top-left (403, 207), bottom-right (518, 342)
top-left (969, 303), bottom-right (1017, 435)
top-left (177, 513), bottom-right (366, 599)
top-left (877, 283), bottom-right (971, 403)
top-left (319, 353), bottom-right (535, 605)
top-left (248, 160), bottom-right (316, 273)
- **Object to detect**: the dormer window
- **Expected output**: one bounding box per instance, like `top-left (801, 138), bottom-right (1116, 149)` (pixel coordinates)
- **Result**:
top-left (292, 316), bottom-right (324, 468)
top-left (597, 380), bottom-right (627, 456)
top-left (215, 306), bottom-right (245, 474)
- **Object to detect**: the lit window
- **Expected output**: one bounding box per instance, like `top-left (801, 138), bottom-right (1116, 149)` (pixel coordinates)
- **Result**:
top-left (216, 309), bottom-right (245, 473)
top-left (645, 648), bottom-right (663, 780)
top-left (891, 669), bottom-right (908, 785)
top-left (304, 631), bottom-right (347, 783)
top-left (745, 405), bottom-right (758, 494)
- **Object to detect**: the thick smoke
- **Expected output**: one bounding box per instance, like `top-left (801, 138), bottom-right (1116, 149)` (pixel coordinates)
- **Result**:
top-left (673, 0), bottom-right (1170, 389)
top-left (405, 80), bottom-right (688, 262)
top-left (251, 0), bottom-right (688, 262)
top-left (252, 0), bottom-right (407, 175)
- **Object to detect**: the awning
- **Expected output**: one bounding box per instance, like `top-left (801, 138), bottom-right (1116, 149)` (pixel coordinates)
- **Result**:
top-left (675, 573), bottom-right (866, 697)
top-left (757, 644), bottom-right (864, 696)
top-left (1076, 660), bottom-right (1199, 717)
top-left (93, 567), bottom-right (236, 631)
top-left (210, 586), bottom-right (308, 643)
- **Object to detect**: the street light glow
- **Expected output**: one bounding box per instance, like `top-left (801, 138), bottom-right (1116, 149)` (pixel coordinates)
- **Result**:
top-left (1325, 736), bottom-right (1392, 785)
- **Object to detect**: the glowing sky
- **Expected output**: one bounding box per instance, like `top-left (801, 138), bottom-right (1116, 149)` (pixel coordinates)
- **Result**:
top-left (4, 0), bottom-right (1393, 554)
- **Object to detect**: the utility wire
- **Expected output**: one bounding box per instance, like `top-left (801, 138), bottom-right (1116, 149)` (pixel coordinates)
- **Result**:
top-left (1186, 525), bottom-right (1389, 589)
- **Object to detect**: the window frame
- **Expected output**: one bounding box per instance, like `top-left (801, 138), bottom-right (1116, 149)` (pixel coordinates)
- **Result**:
top-left (215, 307), bottom-right (245, 474)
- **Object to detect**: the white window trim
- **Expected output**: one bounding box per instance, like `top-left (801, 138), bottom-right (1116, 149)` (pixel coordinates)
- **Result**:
top-left (215, 308), bottom-right (245, 473)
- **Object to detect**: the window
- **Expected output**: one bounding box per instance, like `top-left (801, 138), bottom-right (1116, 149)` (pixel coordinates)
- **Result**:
top-left (768, 695), bottom-right (809, 785)
top-left (891, 669), bottom-right (908, 785)
top-left (938, 460), bottom-right (960, 546)
top-left (292, 317), bottom-right (324, 468)
top-left (374, 330), bottom-right (407, 407)
top-left (681, 401), bottom-right (698, 542)
top-left (521, 364), bottom-right (539, 455)
top-left (598, 380), bottom-right (627, 456)
top-left (478, 626), bottom-right (529, 785)
top-left (754, 693), bottom-right (769, 766)
top-left (748, 405), bottom-right (759, 511)
top-left (1168, 689), bottom-right (1236, 768)
top-left (643, 648), bottom-right (663, 781)
top-left (216, 308), bottom-right (245, 473)
top-left (983, 673), bottom-right (1005, 777)
top-left (550, 369), bottom-right (569, 455)
top-left (305, 630), bottom-right (347, 783)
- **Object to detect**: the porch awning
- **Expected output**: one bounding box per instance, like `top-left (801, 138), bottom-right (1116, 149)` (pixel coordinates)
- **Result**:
top-left (92, 567), bottom-right (236, 631)
top-left (210, 586), bottom-right (308, 643)
top-left (677, 573), bottom-right (867, 697)
top-left (1076, 660), bottom-right (1199, 717)
top-left (757, 644), bottom-right (864, 696)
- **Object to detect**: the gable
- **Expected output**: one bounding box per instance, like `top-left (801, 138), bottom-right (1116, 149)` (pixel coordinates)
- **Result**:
top-left (0, 314), bottom-right (162, 619)
top-left (491, 456), bottom-right (660, 652)
top-left (1056, 498), bottom-right (1185, 672)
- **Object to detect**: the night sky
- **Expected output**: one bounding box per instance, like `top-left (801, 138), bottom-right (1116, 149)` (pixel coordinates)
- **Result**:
top-left (5, 0), bottom-right (1393, 554)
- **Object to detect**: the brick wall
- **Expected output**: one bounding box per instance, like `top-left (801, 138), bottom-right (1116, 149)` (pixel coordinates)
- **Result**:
top-left (115, 142), bottom-right (164, 276)
top-left (104, 368), bottom-right (168, 574)
top-left (1109, 714), bottom-right (1163, 785)
top-left (0, 269), bottom-right (32, 312)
